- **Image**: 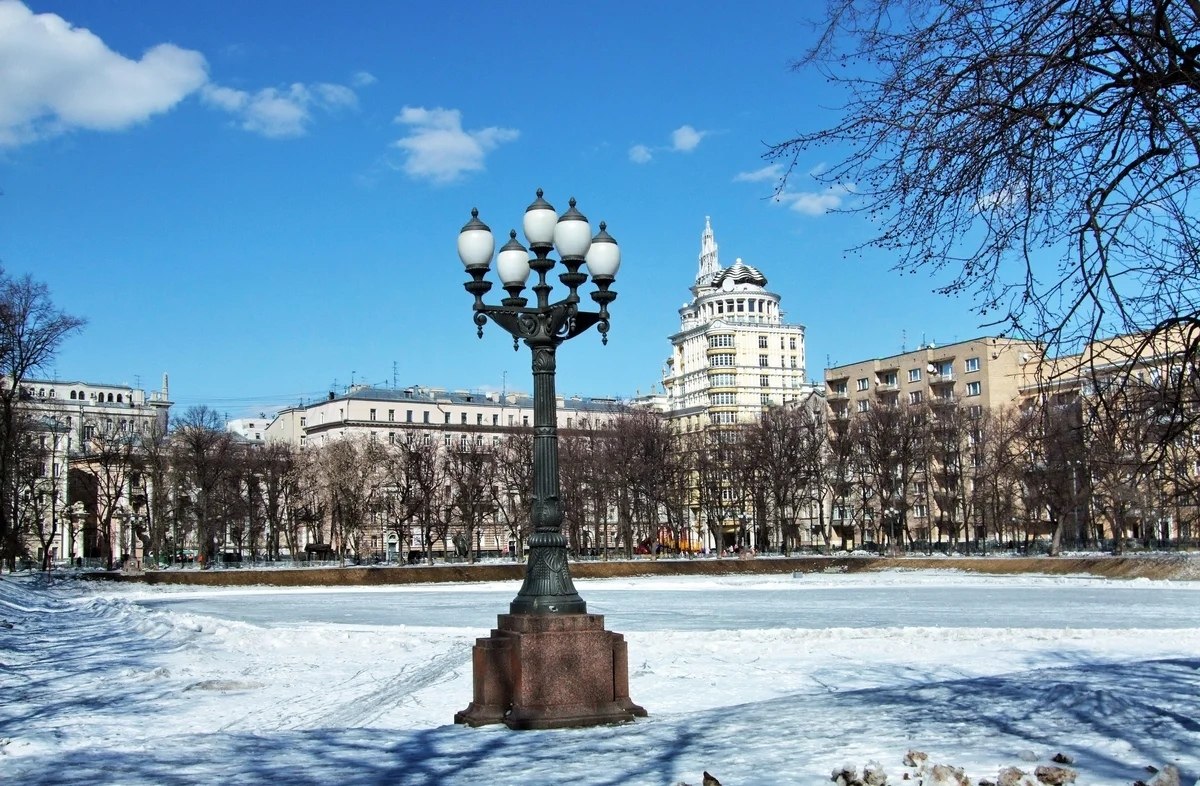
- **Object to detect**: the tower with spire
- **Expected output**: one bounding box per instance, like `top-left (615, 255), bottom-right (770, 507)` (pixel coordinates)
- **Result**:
top-left (695, 216), bottom-right (721, 287)
top-left (661, 217), bottom-right (817, 428)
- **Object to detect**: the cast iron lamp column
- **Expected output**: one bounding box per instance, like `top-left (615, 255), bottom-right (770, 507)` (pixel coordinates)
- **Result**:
top-left (458, 190), bottom-right (620, 615)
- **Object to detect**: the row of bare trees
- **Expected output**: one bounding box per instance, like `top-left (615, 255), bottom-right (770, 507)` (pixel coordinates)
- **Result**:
top-left (24, 374), bottom-right (1200, 570)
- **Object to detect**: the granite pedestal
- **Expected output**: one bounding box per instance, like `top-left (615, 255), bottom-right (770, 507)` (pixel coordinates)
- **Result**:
top-left (454, 612), bottom-right (646, 729)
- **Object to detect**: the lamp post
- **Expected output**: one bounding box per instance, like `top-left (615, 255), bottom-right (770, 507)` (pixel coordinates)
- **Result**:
top-left (458, 190), bottom-right (620, 615)
top-left (455, 191), bottom-right (642, 729)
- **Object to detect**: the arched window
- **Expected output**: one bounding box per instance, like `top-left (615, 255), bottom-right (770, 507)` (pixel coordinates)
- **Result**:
top-left (49, 389), bottom-right (55, 398)
top-left (70, 391), bottom-right (77, 400)
top-left (38, 388), bottom-right (45, 397)
top-left (107, 393), bottom-right (113, 402)
top-left (116, 394), bottom-right (123, 403)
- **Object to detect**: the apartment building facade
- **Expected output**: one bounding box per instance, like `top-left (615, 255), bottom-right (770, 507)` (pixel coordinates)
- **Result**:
top-left (265, 384), bottom-right (624, 449)
top-left (825, 337), bottom-right (1040, 421)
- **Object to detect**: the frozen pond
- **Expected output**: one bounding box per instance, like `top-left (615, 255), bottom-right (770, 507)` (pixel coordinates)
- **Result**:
top-left (136, 571), bottom-right (1200, 631)
top-left (5, 569), bottom-right (1199, 786)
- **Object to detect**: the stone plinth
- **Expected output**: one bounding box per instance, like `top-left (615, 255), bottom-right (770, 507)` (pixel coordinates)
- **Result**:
top-left (454, 612), bottom-right (646, 730)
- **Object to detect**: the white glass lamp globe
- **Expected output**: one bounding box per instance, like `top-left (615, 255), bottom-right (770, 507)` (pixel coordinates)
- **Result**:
top-left (496, 230), bottom-right (531, 287)
top-left (523, 189), bottom-right (557, 247)
top-left (553, 197), bottom-right (592, 259)
top-left (457, 208), bottom-right (494, 271)
top-left (585, 221), bottom-right (620, 279)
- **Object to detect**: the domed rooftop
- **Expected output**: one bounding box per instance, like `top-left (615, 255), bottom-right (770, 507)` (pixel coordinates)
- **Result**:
top-left (711, 258), bottom-right (767, 288)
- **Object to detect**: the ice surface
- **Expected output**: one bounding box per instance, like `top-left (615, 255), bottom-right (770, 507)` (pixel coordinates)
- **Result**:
top-left (1, 570), bottom-right (1197, 785)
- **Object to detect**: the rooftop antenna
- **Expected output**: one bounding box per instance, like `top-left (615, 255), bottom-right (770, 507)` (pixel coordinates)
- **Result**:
top-left (393, 361), bottom-right (398, 388)
top-left (901, 330), bottom-right (907, 353)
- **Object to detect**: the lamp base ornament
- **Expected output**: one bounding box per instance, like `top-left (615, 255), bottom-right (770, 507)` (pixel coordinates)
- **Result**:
top-left (454, 613), bottom-right (646, 730)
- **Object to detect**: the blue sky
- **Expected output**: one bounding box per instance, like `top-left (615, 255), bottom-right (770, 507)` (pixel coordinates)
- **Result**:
top-left (1, 0), bottom-right (983, 418)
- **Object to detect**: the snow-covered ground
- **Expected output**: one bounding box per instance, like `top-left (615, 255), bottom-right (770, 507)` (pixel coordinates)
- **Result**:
top-left (2, 570), bottom-right (1198, 785)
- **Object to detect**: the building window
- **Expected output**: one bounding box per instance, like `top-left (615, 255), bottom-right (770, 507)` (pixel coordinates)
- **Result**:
top-left (711, 354), bottom-right (735, 367)
top-left (790, 356), bottom-right (798, 368)
top-left (761, 394), bottom-right (771, 405)
top-left (966, 381), bottom-right (981, 396)
top-left (965, 357), bottom-right (981, 373)
top-left (388, 409), bottom-right (395, 422)
top-left (913, 504), bottom-right (928, 518)
top-left (300, 417), bottom-right (306, 427)
top-left (758, 335), bottom-right (768, 349)
top-left (759, 354), bottom-right (768, 367)
top-left (856, 400), bottom-right (869, 413)
top-left (523, 415), bottom-right (529, 427)
top-left (460, 413), bottom-right (467, 424)
top-left (856, 377), bottom-right (869, 391)
top-left (370, 409), bottom-right (377, 421)
top-left (909, 368), bottom-right (922, 382)
top-left (909, 391), bottom-right (923, 404)
top-left (708, 334), bottom-right (734, 348)
top-left (477, 413), bottom-right (484, 425)
top-left (423, 411), bottom-right (430, 423)
top-left (879, 371), bottom-right (897, 386)
top-left (493, 414), bottom-right (499, 426)
top-left (789, 337), bottom-right (797, 350)
top-left (445, 412), bottom-right (451, 424)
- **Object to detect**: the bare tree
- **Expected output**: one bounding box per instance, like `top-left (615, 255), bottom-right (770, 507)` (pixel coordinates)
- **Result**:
top-left (968, 406), bottom-right (1027, 549)
top-left (387, 431), bottom-right (447, 565)
top-left (0, 270), bottom-right (85, 568)
top-left (443, 433), bottom-right (497, 563)
top-left (856, 399), bottom-right (928, 552)
top-left (774, 0), bottom-right (1200, 442)
top-left (744, 404), bottom-right (823, 555)
top-left (171, 406), bottom-right (237, 567)
top-left (76, 417), bottom-right (138, 569)
top-left (492, 432), bottom-right (533, 558)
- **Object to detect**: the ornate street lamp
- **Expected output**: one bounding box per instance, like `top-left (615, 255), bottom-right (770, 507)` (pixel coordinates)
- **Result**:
top-left (455, 191), bottom-right (642, 729)
top-left (458, 189), bottom-right (620, 615)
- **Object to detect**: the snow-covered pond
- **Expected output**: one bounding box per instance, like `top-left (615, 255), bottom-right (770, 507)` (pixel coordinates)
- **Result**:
top-left (3, 570), bottom-right (1198, 786)
top-left (136, 572), bottom-right (1200, 630)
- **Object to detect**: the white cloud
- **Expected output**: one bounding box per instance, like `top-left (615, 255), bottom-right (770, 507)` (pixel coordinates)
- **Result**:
top-left (351, 71), bottom-right (377, 87)
top-left (0, 0), bottom-right (208, 146)
top-left (0, 1), bottom-right (362, 146)
top-left (201, 81), bottom-right (357, 138)
top-left (734, 164), bottom-right (784, 183)
top-left (629, 124), bottom-right (711, 165)
top-left (628, 144), bottom-right (652, 164)
top-left (671, 124), bottom-right (706, 152)
top-left (392, 106), bottom-right (518, 184)
top-left (774, 183), bottom-right (855, 216)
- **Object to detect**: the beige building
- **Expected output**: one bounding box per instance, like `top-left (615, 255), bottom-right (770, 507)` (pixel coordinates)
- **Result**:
top-left (265, 384), bottom-right (623, 449)
top-left (12, 374), bottom-right (173, 565)
top-left (825, 336), bottom-right (1041, 421)
top-left (661, 218), bottom-right (818, 430)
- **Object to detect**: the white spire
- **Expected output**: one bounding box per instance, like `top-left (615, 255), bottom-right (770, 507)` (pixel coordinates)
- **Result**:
top-left (696, 216), bottom-right (720, 283)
